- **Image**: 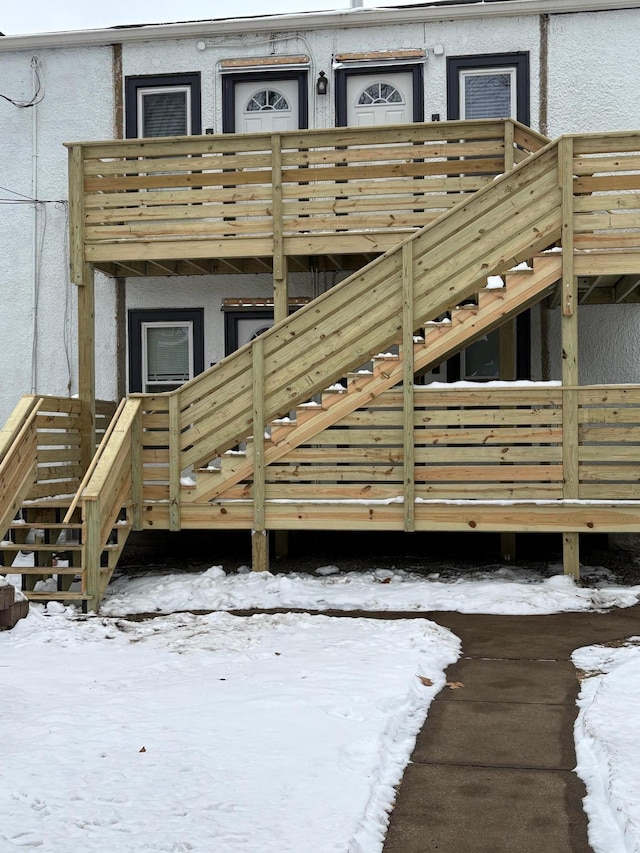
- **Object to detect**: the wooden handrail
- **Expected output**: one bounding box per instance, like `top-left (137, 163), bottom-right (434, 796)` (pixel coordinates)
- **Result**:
top-left (63, 396), bottom-right (127, 523)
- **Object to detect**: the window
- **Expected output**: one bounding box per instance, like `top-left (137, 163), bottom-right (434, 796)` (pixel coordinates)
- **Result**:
top-left (357, 82), bottom-right (404, 106)
top-left (128, 309), bottom-right (204, 393)
top-left (125, 73), bottom-right (202, 138)
top-left (246, 89), bottom-right (291, 112)
top-left (447, 53), bottom-right (529, 124)
top-left (460, 69), bottom-right (515, 120)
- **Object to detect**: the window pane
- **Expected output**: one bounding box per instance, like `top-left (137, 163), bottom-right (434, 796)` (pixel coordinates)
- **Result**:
top-left (146, 325), bottom-right (190, 383)
top-left (464, 330), bottom-right (500, 379)
top-left (464, 73), bottom-right (512, 119)
top-left (142, 90), bottom-right (188, 137)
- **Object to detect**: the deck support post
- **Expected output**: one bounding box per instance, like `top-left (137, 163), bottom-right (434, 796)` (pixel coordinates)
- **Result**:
top-left (563, 532), bottom-right (580, 580)
top-left (251, 529), bottom-right (270, 572)
top-left (252, 337), bottom-right (268, 570)
top-left (83, 498), bottom-right (101, 613)
top-left (402, 242), bottom-right (415, 532)
top-left (168, 394), bottom-right (181, 532)
top-left (504, 121), bottom-right (515, 172)
top-left (78, 262), bottom-right (96, 475)
top-left (559, 136), bottom-right (580, 578)
top-left (271, 133), bottom-right (288, 325)
top-left (500, 315), bottom-right (517, 561)
top-left (130, 401), bottom-right (143, 531)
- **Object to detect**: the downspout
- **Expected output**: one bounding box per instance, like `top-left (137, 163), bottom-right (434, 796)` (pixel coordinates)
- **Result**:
top-left (30, 56), bottom-right (40, 394)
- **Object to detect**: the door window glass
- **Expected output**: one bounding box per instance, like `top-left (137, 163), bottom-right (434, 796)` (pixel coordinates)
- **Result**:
top-left (246, 89), bottom-right (290, 112)
top-left (357, 82), bottom-right (404, 105)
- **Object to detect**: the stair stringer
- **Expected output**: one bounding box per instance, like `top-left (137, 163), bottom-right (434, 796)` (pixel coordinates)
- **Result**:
top-left (188, 253), bottom-right (562, 502)
top-left (177, 141), bottom-right (562, 470)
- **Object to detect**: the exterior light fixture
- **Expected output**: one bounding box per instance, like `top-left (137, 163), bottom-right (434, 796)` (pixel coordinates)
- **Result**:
top-left (316, 71), bottom-right (328, 95)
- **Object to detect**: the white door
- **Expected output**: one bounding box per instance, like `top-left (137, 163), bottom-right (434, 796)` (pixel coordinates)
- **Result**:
top-left (235, 315), bottom-right (274, 349)
top-left (346, 72), bottom-right (414, 126)
top-left (234, 79), bottom-right (299, 133)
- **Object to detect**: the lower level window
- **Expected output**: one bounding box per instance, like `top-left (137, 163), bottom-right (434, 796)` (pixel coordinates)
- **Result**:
top-left (142, 321), bottom-right (193, 392)
top-left (128, 308), bottom-right (204, 393)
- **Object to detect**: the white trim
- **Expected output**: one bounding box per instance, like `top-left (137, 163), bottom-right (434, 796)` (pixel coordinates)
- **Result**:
top-left (136, 85), bottom-right (192, 138)
top-left (1, 1), bottom-right (640, 51)
top-left (141, 320), bottom-right (194, 392)
top-left (459, 66), bottom-right (517, 120)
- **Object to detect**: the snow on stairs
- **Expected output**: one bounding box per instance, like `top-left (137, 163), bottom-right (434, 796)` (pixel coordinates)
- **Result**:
top-left (186, 252), bottom-right (562, 503)
top-left (0, 500), bottom-right (133, 607)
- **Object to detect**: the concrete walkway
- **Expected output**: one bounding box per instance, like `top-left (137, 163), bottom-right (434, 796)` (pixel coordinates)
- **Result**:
top-left (382, 604), bottom-right (640, 853)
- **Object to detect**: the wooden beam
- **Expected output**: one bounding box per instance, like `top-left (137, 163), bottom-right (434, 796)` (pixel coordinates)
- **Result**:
top-left (271, 134), bottom-right (288, 324)
top-left (560, 139), bottom-right (580, 580)
top-left (579, 274), bottom-right (610, 305)
top-left (221, 54), bottom-right (310, 68)
top-left (130, 401), bottom-right (143, 531)
top-left (251, 529), bottom-right (269, 572)
top-left (499, 313), bottom-right (516, 560)
top-left (67, 145), bottom-right (85, 285)
top-left (614, 275), bottom-right (640, 303)
top-left (183, 259), bottom-right (213, 275)
top-left (83, 498), bottom-right (101, 612)
top-left (252, 337), bottom-right (266, 543)
top-left (402, 242), bottom-right (415, 532)
top-left (77, 263), bottom-right (96, 474)
top-left (504, 121), bottom-right (515, 172)
top-left (563, 532), bottom-right (580, 579)
top-left (169, 393), bottom-right (181, 532)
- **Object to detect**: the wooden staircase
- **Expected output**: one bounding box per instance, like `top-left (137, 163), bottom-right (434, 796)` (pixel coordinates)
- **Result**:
top-left (0, 396), bottom-right (135, 610)
top-left (175, 142), bottom-right (562, 476)
top-left (187, 253), bottom-right (562, 502)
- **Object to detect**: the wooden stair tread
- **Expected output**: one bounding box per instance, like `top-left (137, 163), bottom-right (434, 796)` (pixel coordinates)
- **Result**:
top-left (8, 522), bottom-right (83, 529)
top-left (0, 543), bottom-right (83, 552)
top-left (25, 591), bottom-right (91, 601)
top-left (3, 566), bottom-right (81, 576)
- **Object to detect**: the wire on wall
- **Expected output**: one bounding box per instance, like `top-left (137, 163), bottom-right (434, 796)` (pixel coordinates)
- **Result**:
top-left (0, 56), bottom-right (45, 108)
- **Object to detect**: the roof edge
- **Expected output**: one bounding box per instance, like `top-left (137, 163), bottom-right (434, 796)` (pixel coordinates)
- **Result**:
top-left (0, 0), bottom-right (639, 51)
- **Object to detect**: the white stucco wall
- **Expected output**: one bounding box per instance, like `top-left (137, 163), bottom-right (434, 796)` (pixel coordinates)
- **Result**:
top-left (0, 46), bottom-right (116, 423)
top-left (547, 9), bottom-right (640, 136)
top-left (547, 303), bottom-right (640, 384)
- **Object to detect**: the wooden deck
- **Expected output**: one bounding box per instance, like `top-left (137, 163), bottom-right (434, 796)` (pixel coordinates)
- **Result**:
top-left (66, 119), bottom-right (548, 278)
top-left (3, 121), bottom-right (640, 608)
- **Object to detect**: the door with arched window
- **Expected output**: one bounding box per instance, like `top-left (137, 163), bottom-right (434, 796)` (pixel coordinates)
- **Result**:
top-left (336, 65), bottom-right (423, 127)
top-left (222, 71), bottom-right (308, 133)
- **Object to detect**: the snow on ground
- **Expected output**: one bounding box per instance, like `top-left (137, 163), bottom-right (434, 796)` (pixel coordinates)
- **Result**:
top-left (573, 639), bottom-right (640, 853)
top-left (99, 565), bottom-right (640, 617)
top-left (5, 563), bottom-right (640, 852)
top-left (0, 605), bottom-right (458, 853)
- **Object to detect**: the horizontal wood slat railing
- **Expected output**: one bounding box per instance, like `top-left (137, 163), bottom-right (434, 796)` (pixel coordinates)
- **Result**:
top-left (67, 118), bottom-right (549, 272)
top-left (22, 396), bottom-right (118, 502)
top-left (0, 396), bottom-right (41, 537)
top-left (0, 395), bottom-right (118, 511)
top-left (238, 384), bottom-right (638, 504)
top-left (136, 383), bottom-right (640, 534)
top-left (81, 398), bottom-right (141, 611)
top-left (171, 139), bottom-right (562, 471)
top-left (572, 131), bottom-right (640, 253)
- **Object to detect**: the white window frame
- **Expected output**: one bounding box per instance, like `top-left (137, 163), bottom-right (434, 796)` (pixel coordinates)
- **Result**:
top-left (136, 85), bottom-right (192, 138)
top-left (140, 320), bottom-right (194, 392)
top-left (459, 67), bottom-right (517, 120)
